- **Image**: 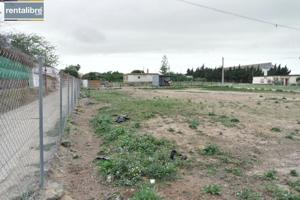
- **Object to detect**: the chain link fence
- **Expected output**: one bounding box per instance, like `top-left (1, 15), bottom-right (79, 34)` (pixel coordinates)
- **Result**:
top-left (0, 47), bottom-right (80, 200)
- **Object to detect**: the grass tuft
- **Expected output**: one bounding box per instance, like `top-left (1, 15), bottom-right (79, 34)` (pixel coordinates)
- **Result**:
top-left (203, 184), bottom-right (222, 195)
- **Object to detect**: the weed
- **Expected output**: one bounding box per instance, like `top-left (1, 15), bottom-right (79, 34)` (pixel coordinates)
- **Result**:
top-left (263, 170), bottom-right (277, 180)
top-left (131, 186), bottom-right (162, 200)
top-left (168, 128), bottom-right (175, 133)
top-left (133, 122), bottom-right (141, 129)
top-left (203, 184), bottom-right (222, 195)
top-left (210, 114), bottom-right (240, 127)
top-left (225, 167), bottom-right (242, 176)
top-left (236, 188), bottom-right (263, 200)
top-left (231, 118), bottom-right (240, 123)
top-left (286, 134), bottom-right (294, 140)
top-left (202, 144), bottom-right (220, 156)
top-left (271, 127), bottom-right (281, 133)
top-left (208, 112), bottom-right (216, 116)
top-left (290, 170), bottom-right (299, 177)
top-left (289, 180), bottom-right (300, 192)
top-left (97, 131), bottom-right (176, 186)
top-left (265, 184), bottom-right (300, 200)
top-left (189, 119), bottom-right (199, 129)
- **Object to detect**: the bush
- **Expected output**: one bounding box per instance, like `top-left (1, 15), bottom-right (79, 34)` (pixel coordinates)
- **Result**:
top-left (202, 144), bottom-right (220, 156)
top-left (236, 188), bottom-right (262, 200)
top-left (131, 186), bottom-right (162, 200)
top-left (289, 180), bottom-right (300, 192)
top-left (290, 170), bottom-right (299, 177)
top-left (189, 119), bottom-right (199, 129)
top-left (271, 127), bottom-right (281, 133)
top-left (263, 170), bottom-right (277, 180)
top-left (203, 184), bottom-right (222, 195)
top-left (265, 184), bottom-right (300, 200)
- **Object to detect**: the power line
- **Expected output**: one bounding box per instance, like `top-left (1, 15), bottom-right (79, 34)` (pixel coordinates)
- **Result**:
top-left (175, 0), bottom-right (300, 32)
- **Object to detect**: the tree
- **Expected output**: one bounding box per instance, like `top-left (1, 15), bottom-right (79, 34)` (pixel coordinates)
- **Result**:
top-left (62, 64), bottom-right (81, 78)
top-left (0, 34), bottom-right (9, 47)
top-left (160, 55), bottom-right (169, 75)
top-left (7, 33), bottom-right (59, 66)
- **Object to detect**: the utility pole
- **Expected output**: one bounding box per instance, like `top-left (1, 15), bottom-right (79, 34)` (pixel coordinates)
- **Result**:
top-left (222, 57), bottom-right (224, 85)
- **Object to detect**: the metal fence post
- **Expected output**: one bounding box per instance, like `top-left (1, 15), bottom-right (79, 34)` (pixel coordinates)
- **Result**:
top-left (71, 77), bottom-right (74, 111)
top-left (38, 56), bottom-right (45, 188)
top-left (59, 73), bottom-right (63, 138)
top-left (67, 75), bottom-right (70, 115)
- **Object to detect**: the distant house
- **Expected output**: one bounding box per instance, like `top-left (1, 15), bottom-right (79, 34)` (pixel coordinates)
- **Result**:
top-left (32, 65), bottom-right (59, 91)
top-left (124, 73), bottom-right (171, 86)
top-left (253, 75), bottom-right (300, 86)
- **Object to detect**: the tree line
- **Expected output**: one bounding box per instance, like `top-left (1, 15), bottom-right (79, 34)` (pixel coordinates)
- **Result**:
top-left (186, 64), bottom-right (291, 83)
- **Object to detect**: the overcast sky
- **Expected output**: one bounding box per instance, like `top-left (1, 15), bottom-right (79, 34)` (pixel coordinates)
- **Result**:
top-left (1, 0), bottom-right (300, 74)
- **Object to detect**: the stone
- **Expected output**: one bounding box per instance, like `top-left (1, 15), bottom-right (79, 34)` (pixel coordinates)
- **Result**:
top-left (61, 141), bottom-right (71, 148)
top-left (44, 181), bottom-right (64, 200)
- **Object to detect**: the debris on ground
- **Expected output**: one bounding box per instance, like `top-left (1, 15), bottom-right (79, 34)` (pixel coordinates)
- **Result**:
top-left (150, 179), bottom-right (156, 184)
top-left (115, 115), bottom-right (130, 123)
top-left (60, 141), bottom-right (71, 148)
top-left (170, 150), bottom-right (188, 160)
top-left (94, 155), bottom-right (110, 161)
top-left (106, 175), bottom-right (114, 183)
top-left (44, 181), bottom-right (64, 200)
top-left (105, 193), bottom-right (124, 200)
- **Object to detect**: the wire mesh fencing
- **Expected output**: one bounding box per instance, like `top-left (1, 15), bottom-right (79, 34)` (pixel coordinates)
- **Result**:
top-left (0, 47), bottom-right (80, 200)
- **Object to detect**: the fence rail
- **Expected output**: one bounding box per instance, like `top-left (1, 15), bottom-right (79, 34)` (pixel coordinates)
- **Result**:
top-left (0, 47), bottom-right (80, 200)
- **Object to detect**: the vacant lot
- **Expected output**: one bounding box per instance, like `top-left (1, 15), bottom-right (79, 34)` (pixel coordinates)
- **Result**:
top-left (51, 87), bottom-right (300, 200)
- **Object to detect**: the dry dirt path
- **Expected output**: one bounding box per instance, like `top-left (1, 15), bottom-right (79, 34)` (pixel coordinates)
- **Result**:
top-left (46, 98), bottom-right (119, 200)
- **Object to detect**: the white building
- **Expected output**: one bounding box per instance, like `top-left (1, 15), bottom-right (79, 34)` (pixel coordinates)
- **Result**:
top-left (253, 75), bottom-right (300, 86)
top-left (32, 65), bottom-right (60, 88)
top-left (124, 73), bottom-right (160, 86)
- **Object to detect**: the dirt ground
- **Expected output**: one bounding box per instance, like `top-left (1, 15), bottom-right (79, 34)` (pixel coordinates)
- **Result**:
top-left (47, 88), bottom-right (300, 200)
top-left (47, 98), bottom-right (128, 200)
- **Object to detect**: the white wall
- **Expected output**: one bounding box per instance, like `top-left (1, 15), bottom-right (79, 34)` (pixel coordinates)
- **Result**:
top-left (253, 76), bottom-right (300, 85)
top-left (127, 74), bottom-right (159, 83)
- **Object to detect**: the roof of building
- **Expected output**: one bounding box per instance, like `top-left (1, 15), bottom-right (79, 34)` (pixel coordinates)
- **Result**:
top-left (125, 73), bottom-right (160, 76)
top-left (227, 62), bottom-right (273, 70)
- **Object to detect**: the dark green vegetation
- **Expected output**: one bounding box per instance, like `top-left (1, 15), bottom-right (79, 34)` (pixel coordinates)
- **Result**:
top-left (82, 71), bottom-right (123, 82)
top-left (131, 186), bottom-right (162, 200)
top-left (236, 188), bottom-right (263, 200)
top-left (271, 127), bottom-right (281, 133)
top-left (203, 184), bottom-right (222, 195)
top-left (88, 90), bottom-right (300, 199)
top-left (291, 170), bottom-right (299, 177)
top-left (186, 64), bottom-right (290, 83)
top-left (91, 91), bottom-right (188, 192)
top-left (263, 170), bottom-right (277, 181)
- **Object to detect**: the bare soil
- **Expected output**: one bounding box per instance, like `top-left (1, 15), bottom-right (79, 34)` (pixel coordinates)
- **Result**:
top-left (47, 88), bottom-right (300, 200)
top-left (47, 98), bottom-right (132, 200)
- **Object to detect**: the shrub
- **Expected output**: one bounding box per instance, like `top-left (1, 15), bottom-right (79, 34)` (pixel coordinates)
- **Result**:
top-left (189, 119), bottom-right (199, 129)
top-left (236, 188), bottom-right (262, 200)
top-left (131, 186), bottom-right (162, 200)
top-left (225, 167), bottom-right (242, 176)
top-left (265, 184), bottom-right (300, 200)
top-left (167, 128), bottom-right (175, 132)
top-left (271, 127), bottom-right (281, 133)
top-left (231, 118), bottom-right (240, 123)
top-left (203, 184), bottom-right (222, 195)
top-left (202, 144), bottom-right (220, 156)
top-left (263, 170), bottom-right (277, 180)
top-left (289, 180), bottom-right (300, 192)
top-left (290, 170), bottom-right (299, 177)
